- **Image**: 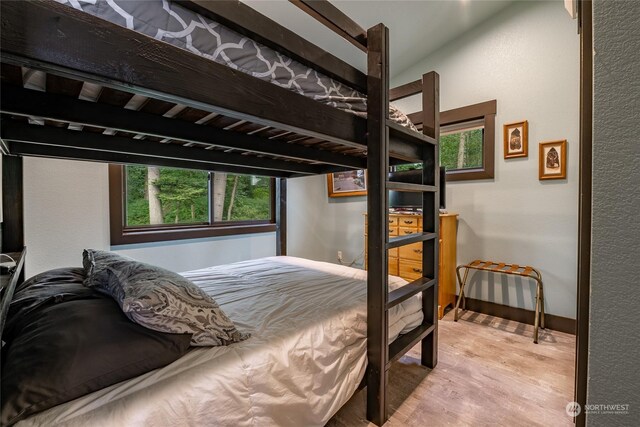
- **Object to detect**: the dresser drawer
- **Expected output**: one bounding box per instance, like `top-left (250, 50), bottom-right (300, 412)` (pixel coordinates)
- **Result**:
top-left (364, 216), bottom-right (398, 226)
top-left (399, 259), bottom-right (423, 281)
top-left (364, 225), bottom-right (399, 236)
top-left (398, 216), bottom-right (420, 228)
top-left (398, 226), bottom-right (418, 236)
top-left (399, 242), bottom-right (423, 261)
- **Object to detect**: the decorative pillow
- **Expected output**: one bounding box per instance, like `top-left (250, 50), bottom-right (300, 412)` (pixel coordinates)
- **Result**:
top-left (82, 249), bottom-right (249, 346)
top-left (1, 298), bottom-right (191, 426)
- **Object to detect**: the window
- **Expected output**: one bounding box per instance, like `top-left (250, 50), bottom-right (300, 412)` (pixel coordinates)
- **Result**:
top-left (440, 100), bottom-right (496, 181)
top-left (440, 119), bottom-right (484, 171)
top-left (109, 164), bottom-right (275, 245)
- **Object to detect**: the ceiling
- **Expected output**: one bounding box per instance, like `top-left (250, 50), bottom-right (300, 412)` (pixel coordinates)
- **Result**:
top-left (242, 0), bottom-right (515, 78)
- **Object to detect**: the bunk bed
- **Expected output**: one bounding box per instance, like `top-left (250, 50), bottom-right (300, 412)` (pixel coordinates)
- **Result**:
top-left (0, 0), bottom-right (441, 425)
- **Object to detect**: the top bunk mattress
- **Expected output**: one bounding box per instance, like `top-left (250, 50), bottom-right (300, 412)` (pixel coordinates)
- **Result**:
top-left (18, 256), bottom-right (422, 427)
top-left (55, 0), bottom-right (416, 130)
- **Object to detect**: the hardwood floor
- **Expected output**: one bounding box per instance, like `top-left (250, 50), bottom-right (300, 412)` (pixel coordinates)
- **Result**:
top-left (328, 310), bottom-right (576, 426)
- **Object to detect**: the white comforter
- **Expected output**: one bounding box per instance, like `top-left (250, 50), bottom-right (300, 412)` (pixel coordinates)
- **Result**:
top-left (21, 257), bottom-right (422, 427)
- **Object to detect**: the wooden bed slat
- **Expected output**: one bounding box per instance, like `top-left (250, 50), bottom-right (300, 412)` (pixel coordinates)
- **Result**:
top-left (7, 140), bottom-right (293, 178)
top-left (0, 119), bottom-right (326, 175)
top-left (0, 85), bottom-right (366, 169)
top-left (0, 64), bottom-right (23, 86)
top-left (98, 87), bottom-right (136, 107)
top-left (140, 98), bottom-right (176, 116)
top-left (45, 74), bottom-right (83, 98)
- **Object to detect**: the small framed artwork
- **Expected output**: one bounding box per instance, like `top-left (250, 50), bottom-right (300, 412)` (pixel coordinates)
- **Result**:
top-left (539, 140), bottom-right (567, 180)
top-left (504, 120), bottom-right (528, 159)
top-left (327, 170), bottom-right (367, 197)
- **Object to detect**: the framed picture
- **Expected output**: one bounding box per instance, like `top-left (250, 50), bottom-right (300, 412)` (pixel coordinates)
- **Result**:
top-left (503, 120), bottom-right (528, 159)
top-left (539, 140), bottom-right (567, 180)
top-left (327, 170), bottom-right (367, 197)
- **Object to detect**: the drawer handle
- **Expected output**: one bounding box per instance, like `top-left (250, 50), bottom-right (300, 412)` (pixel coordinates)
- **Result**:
top-left (403, 220), bottom-right (413, 224)
top-left (388, 219), bottom-right (394, 224)
top-left (412, 268), bottom-right (422, 273)
top-left (403, 230), bottom-right (413, 234)
top-left (413, 249), bottom-right (423, 254)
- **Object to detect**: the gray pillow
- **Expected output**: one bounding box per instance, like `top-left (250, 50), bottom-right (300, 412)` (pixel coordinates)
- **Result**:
top-left (83, 249), bottom-right (249, 346)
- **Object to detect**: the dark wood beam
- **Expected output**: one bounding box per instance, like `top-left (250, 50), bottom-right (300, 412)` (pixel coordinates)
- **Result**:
top-left (366, 23), bottom-right (389, 427)
top-left (177, 0), bottom-right (366, 92)
top-left (7, 141), bottom-right (293, 178)
top-left (389, 79), bottom-right (422, 102)
top-left (0, 0), bottom-right (367, 147)
top-left (288, 0), bottom-right (367, 52)
top-left (0, 120), bottom-right (327, 175)
top-left (0, 85), bottom-right (366, 170)
top-left (407, 111), bottom-right (422, 127)
top-left (275, 178), bottom-right (287, 256)
top-left (421, 71), bottom-right (439, 370)
top-left (1, 155), bottom-right (24, 253)
top-left (440, 99), bottom-right (496, 124)
top-left (409, 99), bottom-right (498, 127)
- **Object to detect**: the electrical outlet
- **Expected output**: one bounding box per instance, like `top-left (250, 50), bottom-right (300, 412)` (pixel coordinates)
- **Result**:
top-left (337, 251), bottom-right (343, 262)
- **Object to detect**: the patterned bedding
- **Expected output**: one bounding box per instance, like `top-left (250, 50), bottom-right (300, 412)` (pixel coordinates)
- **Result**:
top-left (55, 0), bottom-right (416, 130)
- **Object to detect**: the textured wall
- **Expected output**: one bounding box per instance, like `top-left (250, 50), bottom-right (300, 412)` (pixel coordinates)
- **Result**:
top-left (23, 157), bottom-right (276, 276)
top-left (587, 1), bottom-right (640, 425)
top-left (288, 1), bottom-right (580, 318)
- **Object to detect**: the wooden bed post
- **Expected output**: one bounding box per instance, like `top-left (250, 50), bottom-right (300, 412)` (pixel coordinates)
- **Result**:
top-left (421, 71), bottom-right (440, 368)
top-left (366, 23), bottom-right (389, 426)
top-left (275, 178), bottom-right (287, 256)
top-left (2, 155), bottom-right (24, 254)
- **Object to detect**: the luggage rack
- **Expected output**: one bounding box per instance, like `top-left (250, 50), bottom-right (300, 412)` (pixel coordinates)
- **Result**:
top-left (454, 259), bottom-right (545, 343)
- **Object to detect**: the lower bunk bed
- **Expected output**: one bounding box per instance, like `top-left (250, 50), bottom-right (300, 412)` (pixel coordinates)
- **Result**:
top-left (2, 255), bottom-right (423, 426)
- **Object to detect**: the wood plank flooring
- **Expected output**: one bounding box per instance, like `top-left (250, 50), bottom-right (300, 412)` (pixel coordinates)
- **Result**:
top-left (328, 310), bottom-right (576, 426)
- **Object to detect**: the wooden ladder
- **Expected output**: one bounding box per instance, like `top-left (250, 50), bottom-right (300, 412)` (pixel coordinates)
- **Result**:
top-left (366, 24), bottom-right (440, 426)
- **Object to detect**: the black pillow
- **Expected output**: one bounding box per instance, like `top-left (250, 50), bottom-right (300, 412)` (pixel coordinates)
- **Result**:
top-left (3, 268), bottom-right (98, 343)
top-left (1, 298), bottom-right (192, 425)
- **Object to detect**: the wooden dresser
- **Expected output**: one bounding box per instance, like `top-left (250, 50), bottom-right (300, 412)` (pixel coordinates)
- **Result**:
top-left (365, 213), bottom-right (458, 319)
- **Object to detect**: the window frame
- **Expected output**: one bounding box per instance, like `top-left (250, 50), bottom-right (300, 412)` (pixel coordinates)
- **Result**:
top-left (108, 164), bottom-right (276, 245)
top-left (440, 100), bottom-right (496, 181)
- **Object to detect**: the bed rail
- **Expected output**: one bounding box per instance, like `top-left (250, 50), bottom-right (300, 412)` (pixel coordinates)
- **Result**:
top-left (289, 0), bottom-right (368, 52)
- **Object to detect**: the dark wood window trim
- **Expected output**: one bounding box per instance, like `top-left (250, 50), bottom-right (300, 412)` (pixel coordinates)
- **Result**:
top-left (108, 165), bottom-right (276, 245)
top-left (440, 100), bottom-right (496, 182)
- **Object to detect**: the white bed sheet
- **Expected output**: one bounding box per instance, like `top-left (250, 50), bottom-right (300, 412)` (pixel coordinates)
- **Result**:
top-left (20, 256), bottom-right (422, 427)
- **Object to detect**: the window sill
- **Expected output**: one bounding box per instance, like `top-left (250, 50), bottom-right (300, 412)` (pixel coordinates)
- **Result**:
top-left (111, 222), bottom-right (277, 245)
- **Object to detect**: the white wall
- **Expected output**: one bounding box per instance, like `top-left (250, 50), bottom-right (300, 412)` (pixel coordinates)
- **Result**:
top-left (288, 1), bottom-right (580, 319)
top-left (588, 1), bottom-right (640, 424)
top-left (23, 157), bottom-right (276, 276)
top-left (288, 174), bottom-right (367, 267)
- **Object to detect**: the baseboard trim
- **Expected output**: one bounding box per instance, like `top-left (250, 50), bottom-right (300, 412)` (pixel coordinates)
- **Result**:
top-left (456, 297), bottom-right (576, 335)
